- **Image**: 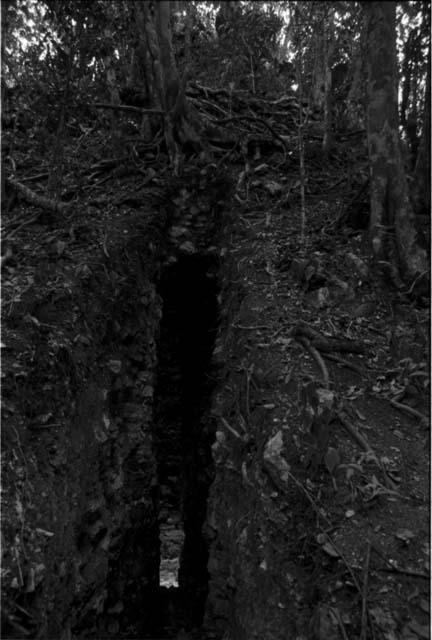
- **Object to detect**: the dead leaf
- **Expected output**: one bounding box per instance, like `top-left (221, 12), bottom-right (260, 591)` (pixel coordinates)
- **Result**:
top-left (395, 529), bottom-right (415, 544)
top-left (370, 606), bottom-right (397, 631)
top-left (264, 180), bottom-right (283, 196)
top-left (310, 604), bottom-right (339, 640)
top-left (419, 599), bottom-right (430, 613)
top-left (179, 241), bottom-right (196, 254)
top-left (263, 431), bottom-right (290, 483)
top-left (170, 226), bottom-right (187, 238)
top-left (317, 534), bottom-right (340, 558)
top-left (107, 360), bottom-right (122, 374)
top-left (25, 567), bottom-right (35, 593)
top-left (407, 587), bottom-right (419, 602)
top-left (324, 447), bottom-right (340, 475)
top-left (254, 164), bottom-right (268, 173)
top-left (35, 528), bottom-right (54, 537)
top-left (56, 240), bottom-right (66, 256)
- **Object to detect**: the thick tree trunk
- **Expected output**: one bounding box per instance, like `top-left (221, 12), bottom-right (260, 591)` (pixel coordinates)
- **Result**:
top-left (129, 4), bottom-right (156, 140)
top-left (364, 1), bottom-right (428, 285)
top-left (311, 4), bottom-right (334, 155)
top-left (322, 7), bottom-right (334, 156)
top-left (400, 31), bottom-right (414, 145)
top-left (183, 4), bottom-right (193, 63)
top-left (137, 0), bottom-right (203, 173)
top-left (311, 17), bottom-right (326, 112)
top-left (346, 41), bottom-right (364, 129)
top-left (412, 44), bottom-right (431, 215)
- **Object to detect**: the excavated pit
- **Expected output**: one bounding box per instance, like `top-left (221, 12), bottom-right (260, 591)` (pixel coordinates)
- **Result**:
top-left (145, 254), bottom-right (220, 637)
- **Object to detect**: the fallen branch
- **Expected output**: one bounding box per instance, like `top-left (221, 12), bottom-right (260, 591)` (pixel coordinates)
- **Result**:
top-left (89, 102), bottom-right (164, 115)
top-left (6, 178), bottom-right (70, 214)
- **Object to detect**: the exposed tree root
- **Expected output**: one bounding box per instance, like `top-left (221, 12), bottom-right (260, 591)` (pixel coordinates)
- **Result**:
top-left (293, 323), bottom-right (367, 353)
top-left (6, 178), bottom-right (70, 214)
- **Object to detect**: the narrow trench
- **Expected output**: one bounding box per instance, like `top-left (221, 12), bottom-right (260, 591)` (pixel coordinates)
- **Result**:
top-left (148, 255), bottom-right (220, 637)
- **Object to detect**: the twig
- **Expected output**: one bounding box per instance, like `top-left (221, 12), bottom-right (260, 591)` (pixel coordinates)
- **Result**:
top-left (360, 542), bottom-right (371, 640)
top-left (321, 531), bottom-right (362, 593)
top-left (311, 337), bottom-right (367, 354)
top-left (329, 607), bottom-right (349, 640)
top-left (3, 612), bottom-right (30, 637)
top-left (298, 337), bottom-right (329, 388)
top-left (220, 417), bottom-right (243, 440)
top-left (232, 323), bottom-right (271, 330)
top-left (245, 365), bottom-right (253, 418)
top-left (379, 566), bottom-right (429, 579)
top-left (270, 325), bottom-right (285, 341)
top-left (11, 426), bottom-right (29, 559)
top-left (28, 422), bottom-right (62, 430)
top-left (371, 543), bottom-right (429, 579)
top-left (389, 399), bottom-right (428, 426)
top-left (322, 353), bottom-right (364, 375)
top-left (19, 173), bottom-right (49, 182)
top-left (4, 213), bottom-right (41, 242)
top-left (284, 471), bottom-right (332, 527)
top-left (216, 141), bottom-right (239, 168)
top-left (404, 269), bottom-right (429, 295)
top-left (335, 410), bottom-right (374, 455)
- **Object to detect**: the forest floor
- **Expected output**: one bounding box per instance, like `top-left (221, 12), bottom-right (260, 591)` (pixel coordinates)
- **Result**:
top-left (215, 163), bottom-right (430, 639)
top-left (1, 99), bottom-right (430, 640)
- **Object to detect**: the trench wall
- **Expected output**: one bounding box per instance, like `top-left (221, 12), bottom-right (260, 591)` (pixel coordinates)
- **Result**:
top-left (1, 169), bottom-right (230, 639)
